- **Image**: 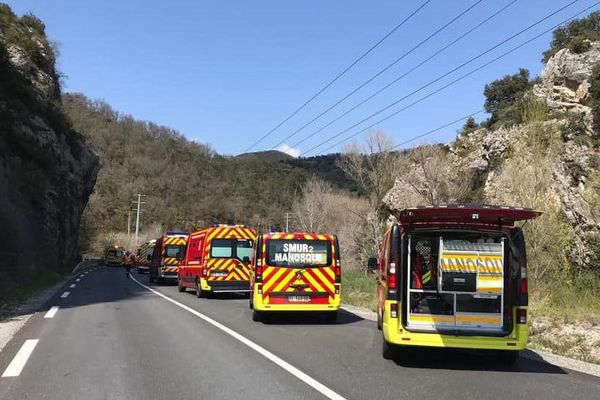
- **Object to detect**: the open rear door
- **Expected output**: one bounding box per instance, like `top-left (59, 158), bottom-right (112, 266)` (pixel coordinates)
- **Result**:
top-left (398, 205), bottom-right (542, 226)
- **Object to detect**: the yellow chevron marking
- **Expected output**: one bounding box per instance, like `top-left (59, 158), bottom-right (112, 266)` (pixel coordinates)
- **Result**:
top-left (456, 315), bottom-right (502, 324)
top-left (262, 268), bottom-right (288, 293)
top-left (410, 315), bottom-right (454, 323)
top-left (285, 234), bottom-right (294, 240)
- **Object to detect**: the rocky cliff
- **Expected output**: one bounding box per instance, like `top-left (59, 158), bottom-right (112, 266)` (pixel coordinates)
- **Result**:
top-left (0, 5), bottom-right (99, 295)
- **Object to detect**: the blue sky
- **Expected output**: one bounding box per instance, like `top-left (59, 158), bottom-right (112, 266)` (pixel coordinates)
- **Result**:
top-left (6, 0), bottom-right (600, 156)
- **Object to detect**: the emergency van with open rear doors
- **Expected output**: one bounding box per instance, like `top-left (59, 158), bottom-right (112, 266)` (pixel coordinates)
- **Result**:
top-left (370, 205), bottom-right (541, 365)
top-left (135, 239), bottom-right (155, 274)
top-left (249, 232), bottom-right (341, 322)
top-left (178, 225), bottom-right (256, 296)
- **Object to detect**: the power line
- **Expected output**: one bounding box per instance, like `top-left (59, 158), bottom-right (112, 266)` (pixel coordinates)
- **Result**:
top-left (292, 0), bottom-right (519, 148)
top-left (243, 0), bottom-right (432, 152)
top-left (269, 0), bottom-right (486, 150)
top-left (310, 1), bottom-right (600, 155)
top-left (301, 0), bottom-right (586, 155)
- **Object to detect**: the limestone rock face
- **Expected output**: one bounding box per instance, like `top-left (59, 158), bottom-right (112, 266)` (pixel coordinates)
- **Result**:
top-left (0, 9), bottom-right (100, 282)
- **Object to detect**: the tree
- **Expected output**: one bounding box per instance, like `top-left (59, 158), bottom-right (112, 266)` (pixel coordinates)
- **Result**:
top-left (384, 145), bottom-right (472, 209)
top-left (543, 11), bottom-right (600, 62)
top-left (460, 116), bottom-right (479, 134)
top-left (483, 68), bottom-right (532, 126)
top-left (336, 131), bottom-right (397, 209)
top-left (292, 178), bottom-right (332, 232)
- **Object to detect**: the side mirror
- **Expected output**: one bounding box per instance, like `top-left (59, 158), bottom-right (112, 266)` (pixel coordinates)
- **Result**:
top-left (367, 257), bottom-right (378, 273)
top-left (242, 256), bottom-right (250, 264)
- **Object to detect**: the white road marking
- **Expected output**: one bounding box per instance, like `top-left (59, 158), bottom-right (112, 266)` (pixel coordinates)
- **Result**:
top-left (44, 306), bottom-right (59, 319)
top-left (69, 284), bottom-right (76, 288)
top-left (75, 278), bottom-right (81, 282)
top-left (79, 275), bottom-right (84, 278)
top-left (130, 275), bottom-right (346, 400)
top-left (60, 292), bottom-right (70, 299)
top-left (1, 339), bottom-right (39, 377)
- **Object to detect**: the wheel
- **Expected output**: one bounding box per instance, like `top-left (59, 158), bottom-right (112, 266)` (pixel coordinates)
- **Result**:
top-left (195, 280), bottom-right (205, 298)
top-left (382, 334), bottom-right (397, 360)
top-left (252, 309), bottom-right (262, 322)
top-left (495, 350), bottom-right (519, 366)
top-left (177, 278), bottom-right (186, 292)
top-left (377, 305), bottom-right (383, 331)
top-left (324, 311), bottom-right (338, 324)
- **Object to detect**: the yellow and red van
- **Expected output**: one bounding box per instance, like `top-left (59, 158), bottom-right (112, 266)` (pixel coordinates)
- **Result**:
top-left (149, 232), bottom-right (188, 284)
top-left (249, 232), bottom-right (341, 322)
top-left (104, 245), bottom-right (124, 266)
top-left (178, 225), bottom-right (256, 296)
top-left (370, 205), bottom-right (541, 364)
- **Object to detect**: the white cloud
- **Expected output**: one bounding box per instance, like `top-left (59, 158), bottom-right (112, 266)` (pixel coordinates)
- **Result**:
top-left (276, 144), bottom-right (301, 158)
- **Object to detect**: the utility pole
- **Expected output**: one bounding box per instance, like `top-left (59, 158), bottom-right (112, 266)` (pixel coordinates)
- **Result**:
top-left (127, 208), bottom-right (132, 236)
top-left (134, 194), bottom-right (145, 239)
top-left (285, 212), bottom-right (290, 232)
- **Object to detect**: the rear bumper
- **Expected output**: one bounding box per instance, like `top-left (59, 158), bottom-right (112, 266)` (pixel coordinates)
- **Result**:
top-left (137, 265), bottom-right (149, 272)
top-left (253, 290), bottom-right (341, 312)
top-left (158, 267), bottom-right (178, 279)
top-left (382, 300), bottom-right (528, 350)
top-left (201, 279), bottom-right (250, 292)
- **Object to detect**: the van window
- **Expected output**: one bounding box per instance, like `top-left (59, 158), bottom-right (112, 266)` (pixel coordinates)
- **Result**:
top-left (266, 240), bottom-right (331, 267)
top-left (109, 250), bottom-right (123, 258)
top-left (165, 245), bottom-right (185, 258)
top-left (210, 238), bottom-right (253, 259)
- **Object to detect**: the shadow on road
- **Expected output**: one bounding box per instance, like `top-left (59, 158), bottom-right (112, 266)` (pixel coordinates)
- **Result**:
top-left (390, 346), bottom-right (567, 374)
top-left (255, 309), bottom-right (363, 326)
top-left (35, 265), bottom-right (152, 314)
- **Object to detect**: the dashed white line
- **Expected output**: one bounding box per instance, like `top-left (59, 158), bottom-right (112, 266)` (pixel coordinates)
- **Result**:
top-left (79, 275), bottom-right (84, 278)
top-left (1, 339), bottom-right (39, 377)
top-left (69, 284), bottom-right (76, 288)
top-left (44, 306), bottom-right (59, 319)
top-left (130, 275), bottom-right (346, 400)
top-left (75, 279), bottom-right (81, 282)
top-left (60, 292), bottom-right (70, 299)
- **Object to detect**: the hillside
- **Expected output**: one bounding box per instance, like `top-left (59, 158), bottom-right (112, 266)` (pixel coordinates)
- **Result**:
top-left (0, 5), bottom-right (99, 307)
top-left (235, 150), bottom-right (294, 162)
top-left (63, 94), bottom-right (344, 253)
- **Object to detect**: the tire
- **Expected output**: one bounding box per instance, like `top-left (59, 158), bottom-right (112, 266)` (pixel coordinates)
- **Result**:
top-left (252, 309), bottom-right (262, 322)
top-left (377, 305), bottom-right (383, 331)
top-left (177, 278), bottom-right (186, 292)
top-left (195, 280), bottom-right (205, 298)
top-left (324, 311), bottom-right (338, 324)
top-left (495, 350), bottom-right (519, 366)
top-left (382, 334), bottom-right (397, 360)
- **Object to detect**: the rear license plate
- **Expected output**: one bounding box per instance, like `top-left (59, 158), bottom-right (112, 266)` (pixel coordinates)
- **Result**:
top-left (211, 271), bottom-right (228, 277)
top-left (287, 295), bottom-right (310, 303)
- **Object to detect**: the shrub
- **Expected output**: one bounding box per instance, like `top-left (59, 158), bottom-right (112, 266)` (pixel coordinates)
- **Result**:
top-left (543, 11), bottom-right (600, 62)
top-left (518, 95), bottom-right (548, 123)
top-left (483, 68), bottom-right (533, 127)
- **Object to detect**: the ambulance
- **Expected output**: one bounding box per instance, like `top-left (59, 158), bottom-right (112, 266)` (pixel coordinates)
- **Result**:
top-left (104, 245), bottom-right (124, 266)
top-left (371, 205), bottom-right (541, 364)
top-left (135, 240), bottom-right (155, 274)
top-left (249, 232), bottom-right (341, 322)
top-left (149, 232), bottom-right (188, 284)
top-left (178, 225), bottom-right (256, 296)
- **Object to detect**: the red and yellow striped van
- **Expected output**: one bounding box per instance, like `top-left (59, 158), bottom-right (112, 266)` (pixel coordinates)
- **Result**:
top-left (249, 232), bottom-right (341, 322)
top-left (178, 225), bottom-right (257, 296)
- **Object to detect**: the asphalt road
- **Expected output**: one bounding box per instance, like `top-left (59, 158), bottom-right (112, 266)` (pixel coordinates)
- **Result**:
top-left (1, 267), bottom-right (599, 400)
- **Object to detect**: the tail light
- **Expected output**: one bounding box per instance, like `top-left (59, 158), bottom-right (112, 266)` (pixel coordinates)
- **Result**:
top-left (201, 259), bottom-right (207, 278)
top-left (334, 259), bottom-right (341, 283)
top-left (255, 259), bottom-right (263, 283)
top-left (517, 308), bottom-right (527, 324)
top-left (390, 303), bottom-right (398, 318)
top-left (519, 261), bottom-right (528, 295)
top-left (388, 262), bottom-right (397, 290)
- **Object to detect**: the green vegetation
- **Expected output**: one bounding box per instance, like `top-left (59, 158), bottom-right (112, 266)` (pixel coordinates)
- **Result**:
top-left (589, 64), bottom-right (600, 134)
top-left (542, 11), bottom-right (600, 62)
top-left (483, 68), bottom-right (535, 127)
top-left (341, 270), bottom-right (377, 311)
